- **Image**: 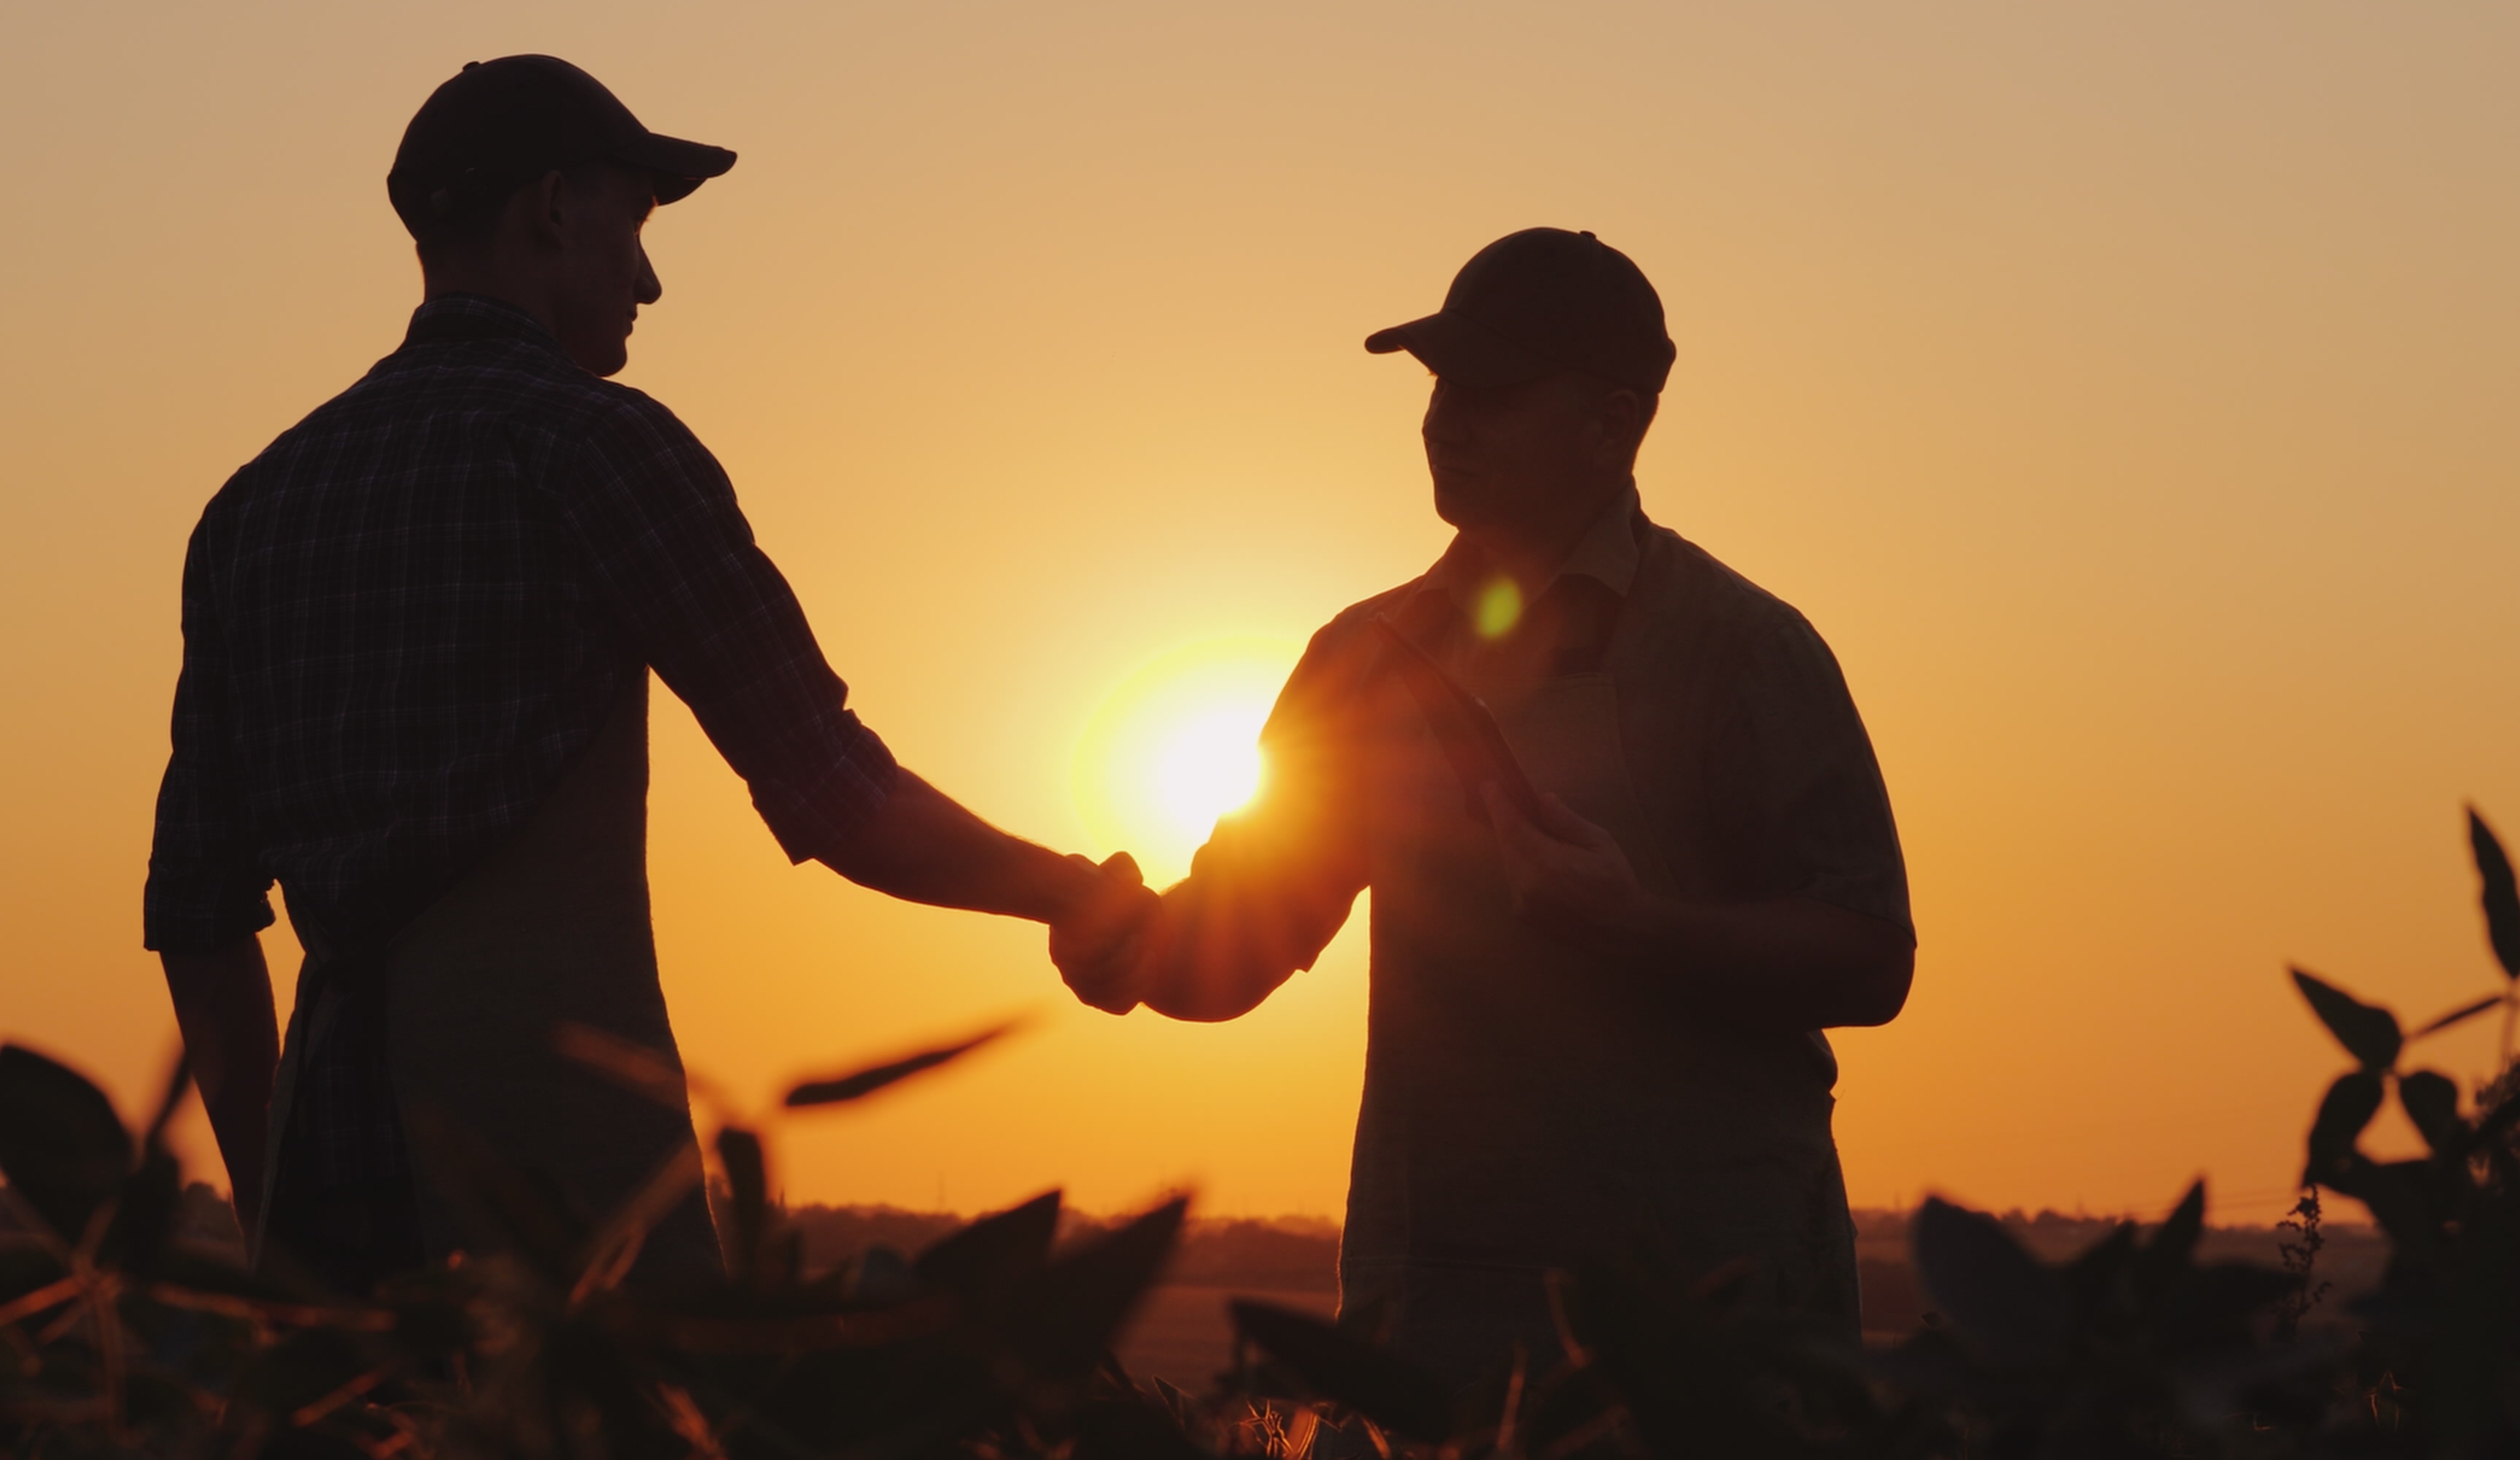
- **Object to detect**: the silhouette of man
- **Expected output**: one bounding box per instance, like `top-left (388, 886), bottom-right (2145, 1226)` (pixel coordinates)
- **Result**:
top-left (146, 56), bottom-right (1151, 1292)
top-left (1065, 229), bottom-right (1913, 1382)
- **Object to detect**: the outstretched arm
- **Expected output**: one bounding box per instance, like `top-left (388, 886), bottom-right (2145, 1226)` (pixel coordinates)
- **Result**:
top-left (1058, 811), bottom-right (1366, 1022)
top-left (819, 770), bottom-right (1155, 979)
top-left (1483, 784), bottom-right (1913, 1032)
top-left (160, 936), bottom-right (279, 1235)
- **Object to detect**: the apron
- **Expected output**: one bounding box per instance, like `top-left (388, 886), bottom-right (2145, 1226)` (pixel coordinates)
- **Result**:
top-left (1340, 634), bottom-right (1859, 1385)
top-left (260, 675), bottom-right (721, 1284)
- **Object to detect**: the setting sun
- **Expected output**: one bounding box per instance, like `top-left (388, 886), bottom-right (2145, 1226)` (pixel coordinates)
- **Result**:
top-left (1072, 638), bottom-right (1304, 883)
top-left (1154, 707), bottom-right (1266, 838)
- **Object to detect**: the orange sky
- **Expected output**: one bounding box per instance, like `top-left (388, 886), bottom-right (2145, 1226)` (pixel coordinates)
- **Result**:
top-left (3, 1), bottom-right (2516, 1227)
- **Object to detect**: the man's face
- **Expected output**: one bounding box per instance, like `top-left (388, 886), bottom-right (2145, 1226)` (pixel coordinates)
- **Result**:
top-left (545, 165), bottom-right (662, 377)
top-left (1422, 372), bottom-right (1616, 535)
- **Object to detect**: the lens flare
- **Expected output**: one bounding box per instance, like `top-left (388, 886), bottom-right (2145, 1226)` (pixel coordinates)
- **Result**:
top-left (1072, 637), bottom-right (1301, 883)
top-left (1475, 575), bottom-right (1523, 639)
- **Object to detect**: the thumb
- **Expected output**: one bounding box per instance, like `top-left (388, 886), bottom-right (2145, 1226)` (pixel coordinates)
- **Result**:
top-left (1483, 782), bottom-right (1542, 850)
top-left (1099, 850), bottom-right (1145, 888)
top-left (1535, 791), bottom-right (1609, 845)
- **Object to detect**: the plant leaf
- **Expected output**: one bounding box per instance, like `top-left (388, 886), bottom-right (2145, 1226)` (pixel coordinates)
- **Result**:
top-left (0, 1045), bottom-right (134, 1246)
top-left (2397, 1070), bottom-right (2462, 1154)
top-left (554, 1022), bottom-right (690, 1109)
top-left (2457, 1084), bottom-right (2520, 1159)
top-left (717, 1126), bottom-right (770, 1282)
top-left (783, 1023), bottom-right (1018, 1108)
top-left (914, 1189), bottom-right (1061, 1297)
top-left (397, 1104), bottom-right (586, 1283)
top-left (997, 1197), bottom-right (1187, 1384)
top-left (99, 1149), bottom-right (181, 1280)
top-left (2303, 1069), bottom-right (2385, 1184)
top-left (573, 1138), bottom-right (705, 1302)
top-left (1913, 1197), bottom-right (2069, 1361)
top-left (2064, 1222), bottom-right (2138, 1313)
top-left (2290, 969), bottom-right (2401, 1070)
top-left (2154, 1180), bottom-right (2206, 1264)
top-left (2132, 1180), bottom-right (2206, 1301)
top-left (2323, 1155), bottom-right (2434, 1249)
top-left (1230, 1298), bottom-right (1456, 1442)
top-left (2472, 806), bottom-right (2520, 980)
top-left (2411, 994), bottom-right (2504, 1039)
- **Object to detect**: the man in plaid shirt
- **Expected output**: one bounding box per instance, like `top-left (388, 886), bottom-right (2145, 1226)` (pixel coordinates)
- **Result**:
top-left (146, 56), bottom-right (1151, 1291)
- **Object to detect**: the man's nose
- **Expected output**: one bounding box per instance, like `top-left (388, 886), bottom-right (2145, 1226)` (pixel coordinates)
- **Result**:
top-left (636, 244), bottom-right (663, 306)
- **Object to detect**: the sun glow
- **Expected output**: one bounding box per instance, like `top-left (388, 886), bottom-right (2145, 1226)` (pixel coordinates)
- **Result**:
top-left (1072, 638), bottom-right (1302, 883)
top-left (1154, 707), bottom-right (1267, 832)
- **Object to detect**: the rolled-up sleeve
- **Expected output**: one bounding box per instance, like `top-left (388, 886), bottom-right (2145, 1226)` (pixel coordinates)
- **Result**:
top-left (563, 396), bottom-right (899, 863)
top-left (144, 528), bottom-right (279, 952)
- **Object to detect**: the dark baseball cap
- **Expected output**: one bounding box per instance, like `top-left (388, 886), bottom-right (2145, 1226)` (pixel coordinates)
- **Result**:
top-left (387, 56), bottom-right (736, 236)
top-left (1365, 227), bottom-right (1676, 396)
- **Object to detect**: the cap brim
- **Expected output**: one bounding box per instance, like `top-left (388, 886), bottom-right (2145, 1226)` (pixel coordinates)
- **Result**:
top-left (615, 132), bottom-right (737, 204)
top-left (1363, 311), bottom-right (1560, 389)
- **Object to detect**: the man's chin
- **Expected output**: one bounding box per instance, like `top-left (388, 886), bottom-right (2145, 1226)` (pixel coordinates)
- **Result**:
top-left (1432, 483), bottom-right (1492, 532)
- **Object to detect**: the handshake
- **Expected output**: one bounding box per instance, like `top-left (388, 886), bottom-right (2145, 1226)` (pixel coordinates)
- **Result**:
top-left (1046, 851), bottom-right (1163, 1015)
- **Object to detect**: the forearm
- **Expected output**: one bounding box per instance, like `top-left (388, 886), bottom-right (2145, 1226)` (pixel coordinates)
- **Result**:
top-left (1133, 857), bottom-right (1355, 1022)
top-left (160, 936), bottom-right (279, 1227)
top-left (1606, 895), bottom-right (1914, 1032)
top-left (818, 771), bottom-right (1097, 923)
top-left (1136, 895), bottom-right (1301, 1023)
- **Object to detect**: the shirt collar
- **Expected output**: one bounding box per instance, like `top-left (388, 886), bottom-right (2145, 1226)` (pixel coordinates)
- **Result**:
top-left (401, 293), bottom-right (571, 358)
top-left (1428, 481), bottom-right (1645, 607)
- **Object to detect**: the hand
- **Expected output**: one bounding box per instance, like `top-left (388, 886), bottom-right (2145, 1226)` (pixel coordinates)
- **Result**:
top-left (1050, 851), bottom-right (1159, 1014)
top-left (1482, 783), bottom-right (1650, 949)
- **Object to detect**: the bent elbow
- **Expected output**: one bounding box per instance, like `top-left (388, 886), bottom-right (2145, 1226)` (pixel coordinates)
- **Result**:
top-left (1148, 991), bottom-right (1268, 1024)
top-left (1143, 967), bottom-right (1284, 1023)
top-left (1835, 946), bottom-right (1915, 1028)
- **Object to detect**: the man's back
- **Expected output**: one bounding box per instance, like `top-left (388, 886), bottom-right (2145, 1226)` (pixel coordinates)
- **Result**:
top-left (146, 293), bottom-right (893, 968)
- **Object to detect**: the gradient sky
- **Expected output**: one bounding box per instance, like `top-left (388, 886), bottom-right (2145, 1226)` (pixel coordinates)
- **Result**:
top-left (3, 1), bottom-right (2516, 1227)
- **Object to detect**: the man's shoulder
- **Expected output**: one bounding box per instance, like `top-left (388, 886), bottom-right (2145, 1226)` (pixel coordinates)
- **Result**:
top-left (1315, 578), bottom-right (1429, 644)
top-left (345, 334), bottom-right (689, 440)
top-left (1633, 519), bottom-right (1829, 656)
top-left (1254, 577), bottom-right (1432, 720)
top-left (1622, 520), bottom-right (1870, 734)
top-left (207, 342), bottom-right (698, 516)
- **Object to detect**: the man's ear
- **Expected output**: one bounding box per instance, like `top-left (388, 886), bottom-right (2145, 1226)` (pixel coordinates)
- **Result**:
top-left (1594, 388), bottom-right (1650, 467)
top-left (517, 168), bottom-right (572, 255)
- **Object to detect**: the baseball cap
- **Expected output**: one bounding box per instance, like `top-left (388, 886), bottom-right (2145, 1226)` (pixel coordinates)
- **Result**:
top-left (387, 56), bottom-right (737, 236)
top-left (1365, 227), bottom-right (1676, 395)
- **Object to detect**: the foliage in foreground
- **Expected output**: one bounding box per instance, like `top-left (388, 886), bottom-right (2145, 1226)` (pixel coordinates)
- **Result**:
top-left (2, 809), bottom-right (2517, 1457)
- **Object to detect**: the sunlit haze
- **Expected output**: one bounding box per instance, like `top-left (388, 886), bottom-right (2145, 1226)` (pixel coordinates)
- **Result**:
top-left (2, 1), bottom-right (2516, 1228)
top-left (1074, 640), bottom-right (1299, 884)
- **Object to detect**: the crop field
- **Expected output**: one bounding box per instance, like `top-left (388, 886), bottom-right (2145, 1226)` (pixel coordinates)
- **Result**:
top-left (0, 807), bottom-right (2513, 1456)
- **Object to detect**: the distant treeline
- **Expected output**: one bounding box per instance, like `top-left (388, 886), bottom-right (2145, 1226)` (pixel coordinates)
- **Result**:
top-left (780, 1200), bottom-right (1345, 1292)
top-left (767, 1197), bottom-right (2389, 1336)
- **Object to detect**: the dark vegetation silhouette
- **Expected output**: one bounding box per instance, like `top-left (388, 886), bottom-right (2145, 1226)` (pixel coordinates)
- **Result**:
top-left (4, 809), bottom-right (2516, 1456)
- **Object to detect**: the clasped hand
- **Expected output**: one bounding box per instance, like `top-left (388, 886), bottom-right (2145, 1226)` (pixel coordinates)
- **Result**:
top-left (1048, 851), bottom-right (1159, 1014)
top-left (1481, 782), bottom-right (1651, 950)
top-left (1046, 789), bottom-right (1644, 1014)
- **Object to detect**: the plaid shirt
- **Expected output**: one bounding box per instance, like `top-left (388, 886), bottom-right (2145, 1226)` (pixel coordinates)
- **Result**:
top-left (145, 293), bottom-right (898, 963)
